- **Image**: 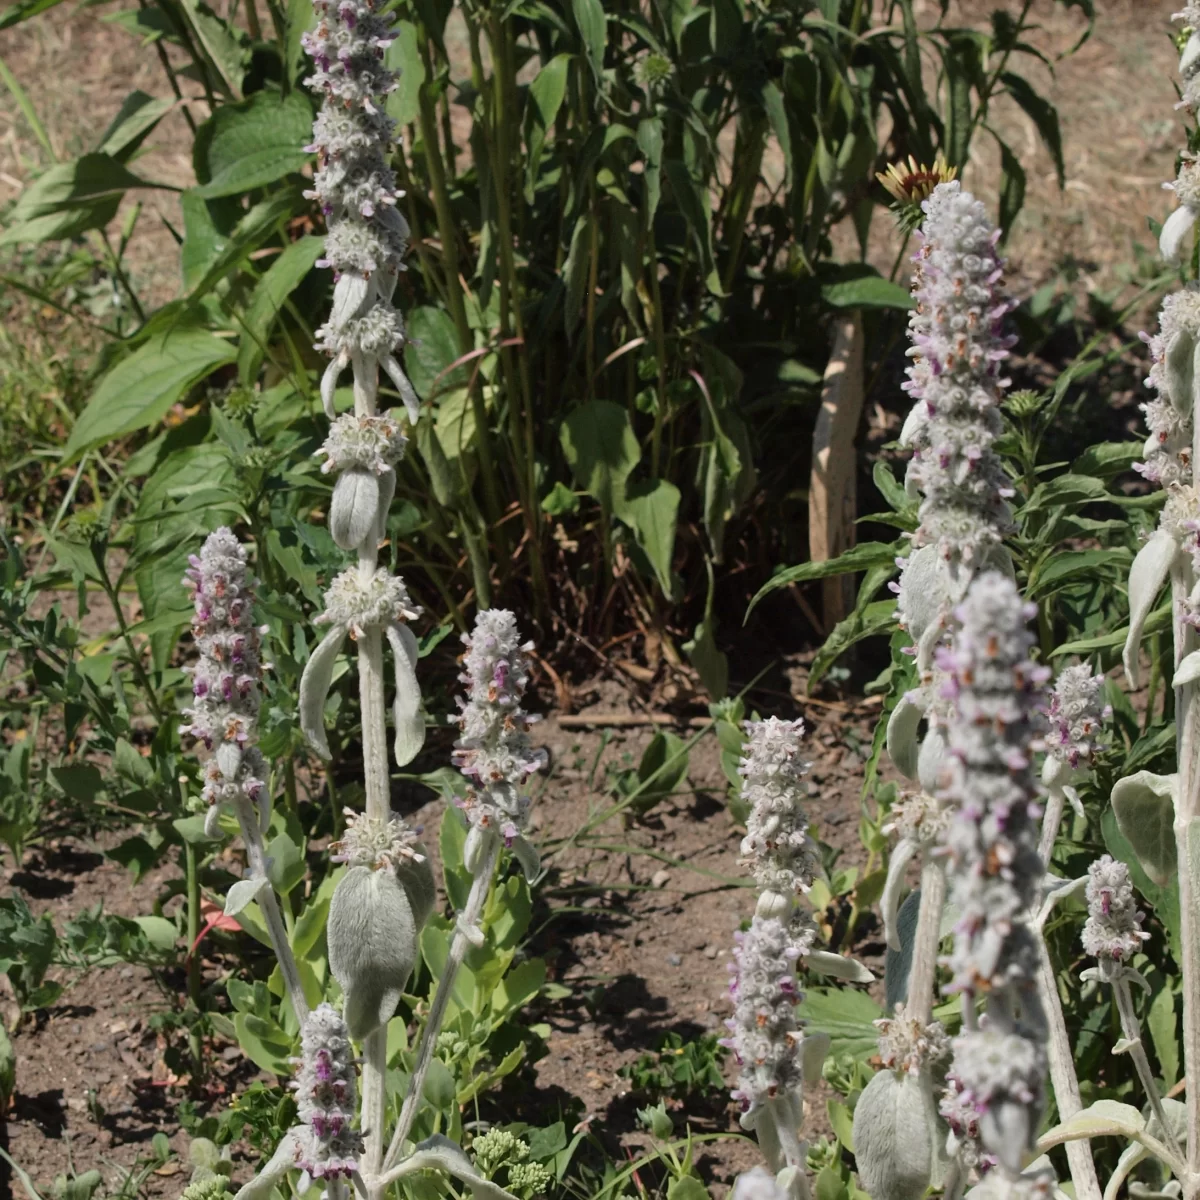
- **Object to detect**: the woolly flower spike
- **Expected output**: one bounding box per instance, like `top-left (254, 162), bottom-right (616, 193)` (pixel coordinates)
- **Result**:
top-left (452, 610), bottom-right (547, 881)
top-left (1043, 663), bottom-right (1109, 801)
top-left (299, 567), bottom-right (425, 765)
top-left (317, 414), bottom-right (409, 551)
top-left (938, 572), bottom-right (1049, 1173)
top-left (1161, 158), bottom-right (1200, 265)
top-left (291, 1004), bottom-right (363, 1185)
top-left (722, 916), bottom-right (805, 1122)
top-left (1176, 5), bottom-right (1200, 115)
top-left (899, 182), bottom-right (1016, 596)
top-left (1081, 855), bottom-right (1148, 966)
top-left (303, 0), bottom-right (422, 425)
top-left (1136, 284), bottom-right (1200, 488)
top-left (738, 718), bottom-right (818, 913)
top-left (181, 528), bottom-right (268, 836)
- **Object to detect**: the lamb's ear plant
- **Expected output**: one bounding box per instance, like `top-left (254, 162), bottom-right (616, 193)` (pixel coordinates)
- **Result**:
top-left (183, 0), bottom-right (547, 1192)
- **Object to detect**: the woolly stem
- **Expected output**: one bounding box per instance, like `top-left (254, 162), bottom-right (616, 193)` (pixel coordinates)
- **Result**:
top-left (1037, 786), bottom-right (1066, 867)
top-left (904, 856), bottom-right (945, 1026)
top-left (348, 348), bottom-right (394, 1195)
top-left (1114, 976), bottom-right (1175, 1145)
top-left (382, 838), bottom-right (500, 1172)
top-left (231, 794), bottom-right (309, 1023)
top-left (1037, 941), bottom-right (1101, 1200)
top-left (1172, 562), bottom-right (1200, 1187)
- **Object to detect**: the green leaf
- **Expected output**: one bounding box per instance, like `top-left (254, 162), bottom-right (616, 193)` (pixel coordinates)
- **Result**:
top-left (51, 764), bottom-right (105, 802)
top-left (571, 0), bottom-right (605, 79)
top-left (96, 92), bottom-right (174, 160)
top-left (820, 271), bottom-right (912, 311)
top-left (749, 540), bottom-right (900, 612)
top-left (65, 329), bottom-right (236, 460)
top-left (798, 987), bottom-right (883, 1057)
top-left (194, 90), bottom-right (312, 198)
top-left (385, 22), bottom-right (426, 128)
top-left (1002, 71), bottom-right (1064, 187)
top-left (232, 1012), bottom-right (294, 1075)
top-left (1148, 979), bottom-right (1179, 1089)
top-left (664, 158), bottom-right (721, 295)
top-left (527, 53), bottom-right (572, 198)
top-left (1072, 441), bottom-right (1143, 478)
top-left (637, 116), bottom-right (664, 221)
top-left (0, 152), bottom-right (158, 247)
top-left (179, 0), bottom-right (250, 98)
top-left (810, 598), bottom-right (897, 691)
top-left (995, 135), bottom-right (1026, 237)
top-left (561, 400), bottom-right (641, 512)
top-left (1028, 547), bottom-right (1131, 600)
top-left (404, 306), bottom-right (464, 396)
top-left (266, 831), bottom-right (306, 896)
top-left (621, 730), bottom-right (689, 817)
top-left (666, 1180), bottom-right (710, 1200)
top-left (0, 0), bottom-right (69, 28)
top-left (493, 958), bottom-right (546, 1020)
top-left (236, 235), bottom-right (324, 384)
top-left (616, 478), bottom-right (680, 596)
top-left (173, 815), bottom-right (217, 844)
top-left (684, 613), bottom-right (728, 700)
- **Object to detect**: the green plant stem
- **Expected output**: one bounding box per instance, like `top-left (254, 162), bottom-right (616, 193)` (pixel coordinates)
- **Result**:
top-left (184, 840), bottom-right (203, 1077)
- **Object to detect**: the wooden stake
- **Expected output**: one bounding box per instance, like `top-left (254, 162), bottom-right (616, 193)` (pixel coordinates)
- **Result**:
top-left (810, 312), bottom-right (865, 630)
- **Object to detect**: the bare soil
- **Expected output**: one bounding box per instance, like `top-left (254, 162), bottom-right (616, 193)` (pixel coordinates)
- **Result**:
top-left (2, 663), bottom-right (887, 1195)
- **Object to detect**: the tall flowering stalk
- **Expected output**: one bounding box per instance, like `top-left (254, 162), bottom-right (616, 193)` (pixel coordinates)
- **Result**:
top-left (726, 719), bottom-right (842, 1200)
top-left (938, 574), bottom-right (1049, 1186)
top-left (379, 610), bottom-right (545, 1180)
top-left (183, 530), bottom-right (309, 1027)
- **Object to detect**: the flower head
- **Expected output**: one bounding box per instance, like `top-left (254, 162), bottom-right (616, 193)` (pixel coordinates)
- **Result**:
top-left (291, 1003), bottom-right (362, 1181)
top-left (901, 183), bottom-right (1016, 589)
top-left (1081, 855), bottom-right (1148, 965)
top-left (318, 567), bottom-right (421, 638)
top-left (1044, 664), bottom-right (1109, 773)
top-left (317, 413), bottom-right (408, 475)
top-left (452, 610), bottom-right (547, 847)
top-left (878, 154), bottom-right (959, 233)
top-left (937, 573), bottom-right (1049, 1173)
top-left (331, 807), bottom-right (424, 870)
top-left (875, 1005), bottom-right (951, 1076)
top-left (181, 529), bottom-right (268, 825)
top-left (737, 718), bottom-right (818, 902)
top-left (722, 916), bottom-right (806, 1120)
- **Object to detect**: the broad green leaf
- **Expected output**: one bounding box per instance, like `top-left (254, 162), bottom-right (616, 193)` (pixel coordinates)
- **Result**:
top-left (820, 271), bottom-right (912, 310)
top-left (0, 152), bottom-right (160, 246)
top-left (636, 116), bottom-right (664, 221)
top-left (97, 92), bottom-right (174, 160)
top-left (810, 598), bottom-right (897, 691)
top-left (1028, 547), bottom-right (1131, 599)
top-left (526, 53), bottom-right (572, 198)
top-left (1072, 441), bottom-right (1143, 477)
top-left (236, 234), bottom-right (324, 384)
top-left (1148, 979), bottom-right (1179, 1089)
top-left (684, 613), bottom-right (728, 700)
top-left (386, 23), bottom-right (426, 128)
top-left (995, 135), bottom-right (1026, 240)
top-left (194, 90), bottom-right (312, 198)
top-left (617, 478), bottom-right (680, 596)
top-left (799, 987), bottom-right (883, 1057)
top-left (232, 1012), bottom-right (294, 1074)
top-left (51, 764), bottom-right (105, 802)
top-left (404, 305), bottom-right (465, 396)
top-left (1038, 1100), bottom-right (1144, 1150)
top-left (65, 329), bottom-right (236, 460)
top-left (561, 400), bottom-right (640, 511)
top-left (179, 0), bottom-right (250, 98)
top-left (572, 0), bottom-right (605, 79)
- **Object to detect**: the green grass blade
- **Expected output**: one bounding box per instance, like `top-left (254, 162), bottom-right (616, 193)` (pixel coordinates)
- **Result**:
top-left (0, 51), bottom-right (54, 160)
